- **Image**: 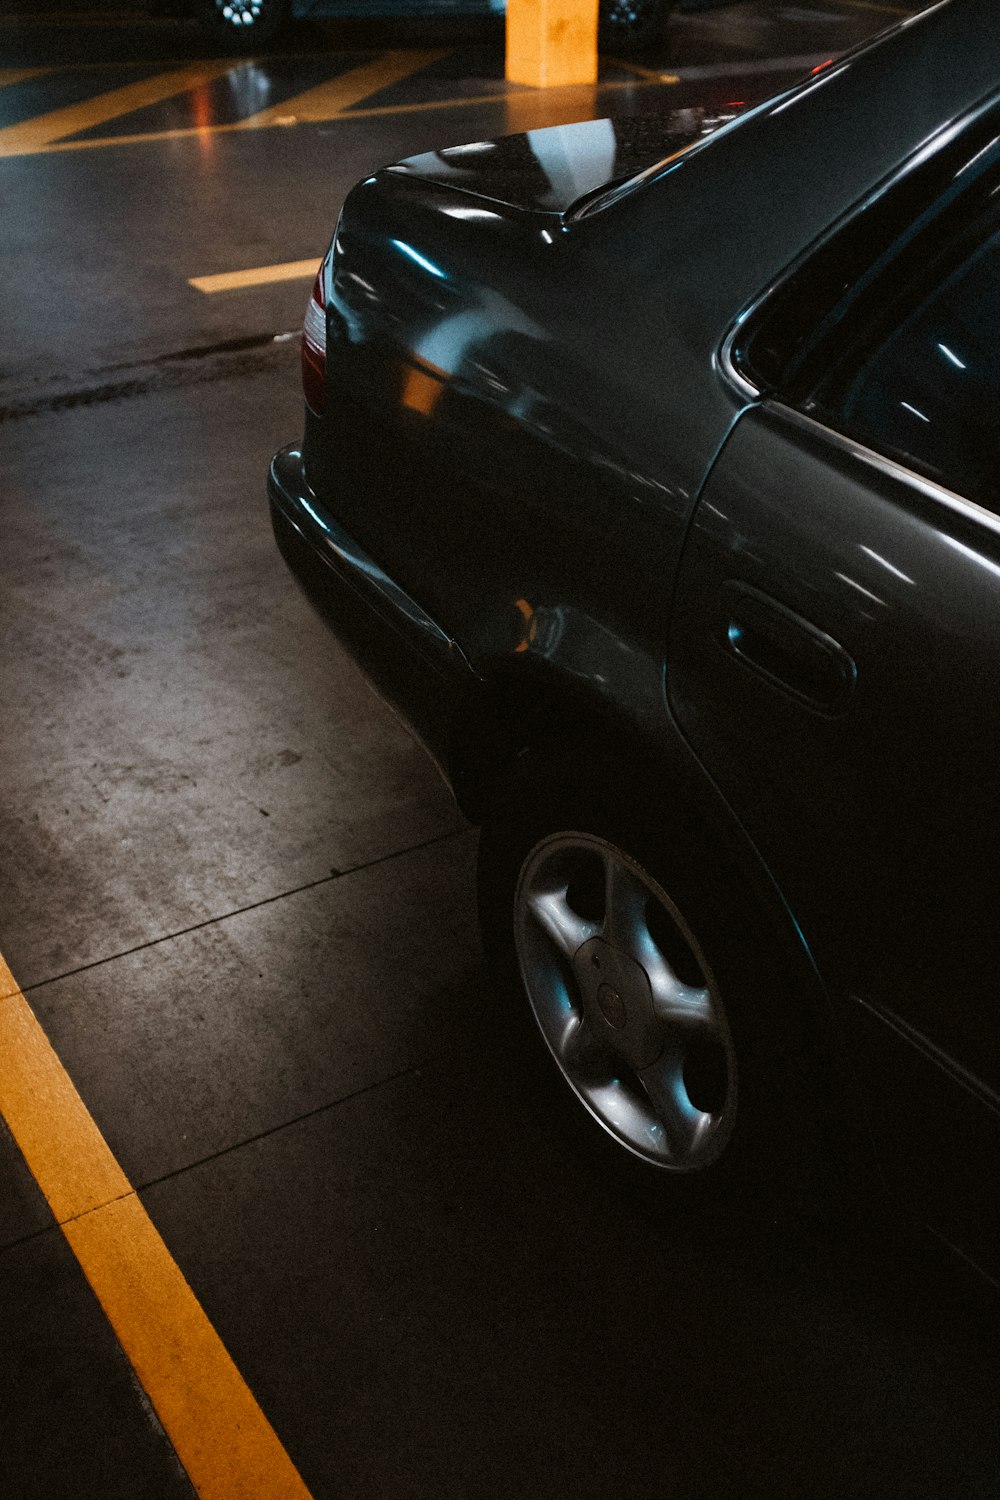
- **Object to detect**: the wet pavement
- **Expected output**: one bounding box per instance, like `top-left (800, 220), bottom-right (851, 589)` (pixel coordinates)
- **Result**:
top-left (3, 2), bottom-right (999, 1496)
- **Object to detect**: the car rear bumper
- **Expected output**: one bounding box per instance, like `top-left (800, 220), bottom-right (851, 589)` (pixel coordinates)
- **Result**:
top-left (268, 443), bottom-right (479, 790)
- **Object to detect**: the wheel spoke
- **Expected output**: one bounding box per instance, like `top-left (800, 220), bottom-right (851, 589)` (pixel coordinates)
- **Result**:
top-left (602, 856), bottom-right (647, 954)
top-left (637, 1056), bottom-right (712, 1165)
top-left (646, 961), bottom-right (714, 1035)
top-left (526, 887), bottom-right (597, 961)
top-left (555, 1015), bottom-right (614, 1088)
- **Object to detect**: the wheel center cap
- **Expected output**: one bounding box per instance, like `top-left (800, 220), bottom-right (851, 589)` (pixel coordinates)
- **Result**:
top-left (597, 982), bottom-right (627, 1030)
top-left (574, 937), bottom-right (662, 1071)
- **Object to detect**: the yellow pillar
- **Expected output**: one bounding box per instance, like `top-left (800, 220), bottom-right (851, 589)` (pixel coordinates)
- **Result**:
top-left (505, 0), bottom-right (599, 88)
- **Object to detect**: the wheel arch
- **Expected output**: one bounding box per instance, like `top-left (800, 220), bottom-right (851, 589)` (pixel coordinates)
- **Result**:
top-left (453, 657), bottom-right (852, 1077)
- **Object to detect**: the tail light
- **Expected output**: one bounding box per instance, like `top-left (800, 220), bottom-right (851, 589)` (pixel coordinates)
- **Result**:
top-left (301, 265), bottom-right (326, 415)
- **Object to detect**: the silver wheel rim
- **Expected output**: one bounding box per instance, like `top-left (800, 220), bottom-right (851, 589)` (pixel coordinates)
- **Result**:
top-left (214, 0), bottom-right (268, 25)
top-left (514, 832), bottom-right (737, 1171)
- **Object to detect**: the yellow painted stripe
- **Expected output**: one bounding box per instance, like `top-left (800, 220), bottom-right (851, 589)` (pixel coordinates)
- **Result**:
top-left (190, 258), bottom-right (319, 294)
top-left (0, 67), bottom-right (51, 89)
top-left (0, 59), bottom-right (242, 156)
top-left (615, 62), bottom-right (681, 83)
top-left (0, 986), bottom-right (130, 1220)
top-left (248, 73), bottom-right (669, 120)
top-left (65, 1198), bottom-right (310, 1500)
top-left (0, 951), bottom-right (19, 1000)
top-left (0, 954), bottom-right (312, 1500)
top-left (235, 48), bottom-right (449, 128)
top-left (12, 75), bottom-right (670, 156)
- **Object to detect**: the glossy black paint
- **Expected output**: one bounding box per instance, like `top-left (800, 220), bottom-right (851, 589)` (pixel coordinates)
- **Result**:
top-left (271, 0), bottom-right (1000, 1275)
top-left (670, 401), bottom-right (1000, 1270)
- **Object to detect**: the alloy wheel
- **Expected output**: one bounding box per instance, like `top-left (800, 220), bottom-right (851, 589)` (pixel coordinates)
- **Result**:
top-left (514, 832), bottom-right (738, 1171)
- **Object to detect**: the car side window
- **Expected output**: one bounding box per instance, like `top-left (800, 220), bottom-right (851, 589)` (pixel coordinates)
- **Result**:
top-left (803, 224), bottom-right (1000, 511)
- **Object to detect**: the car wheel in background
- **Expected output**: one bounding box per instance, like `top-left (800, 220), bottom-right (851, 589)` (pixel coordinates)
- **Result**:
top-left (477, 757), bottom-right (838, 1228)
top-left (598, 0), bottom-right (671, 54)
top-left (198, 0), bottom-right (288, 45)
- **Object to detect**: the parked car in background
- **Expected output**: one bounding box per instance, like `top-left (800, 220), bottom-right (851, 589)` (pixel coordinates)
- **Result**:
top-left (270, 0), bottom-right (1000, 1279)
top-left (157, 0), bottom-right (680, 52)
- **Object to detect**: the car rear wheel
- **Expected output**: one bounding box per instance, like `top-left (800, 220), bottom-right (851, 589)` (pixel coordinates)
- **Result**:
top-left (598, 0), bottom-right (672, 55)
top-left (198, 0), bottom-right (288, 46)
top-left (513, 830), bottom-right (737, 1172)
top-left (477, 759), bottom-right (836, 1225)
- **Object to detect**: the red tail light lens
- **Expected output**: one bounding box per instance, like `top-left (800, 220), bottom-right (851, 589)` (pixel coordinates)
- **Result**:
top-left (301, 266), bottom-right (326, 415)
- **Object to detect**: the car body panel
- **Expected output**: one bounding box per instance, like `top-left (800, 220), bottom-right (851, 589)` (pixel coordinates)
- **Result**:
top-left (269, 444), bottom-right (481, 776)
top-left (309, 162), bottom-right (711, 726)
top-left (311, 0), bottom-right (1000, 648)
top-left (383, 112), bottom-right (730, 215)
top-left (272, 0), bottom-right (1000, 1273)
top-left (667, 400), bottom-right (1000, 1266)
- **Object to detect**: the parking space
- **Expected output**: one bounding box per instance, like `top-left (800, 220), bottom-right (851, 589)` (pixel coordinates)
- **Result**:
top-left (3, 3), bottom-right (999, 1495)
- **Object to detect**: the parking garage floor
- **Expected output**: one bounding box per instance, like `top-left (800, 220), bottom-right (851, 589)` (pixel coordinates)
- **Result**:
top-left (2, 2), bottom-right (999, 1496)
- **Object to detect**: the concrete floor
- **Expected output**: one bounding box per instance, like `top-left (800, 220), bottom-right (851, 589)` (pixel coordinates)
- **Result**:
top-left (2, 2), bottom-right (999, 1495)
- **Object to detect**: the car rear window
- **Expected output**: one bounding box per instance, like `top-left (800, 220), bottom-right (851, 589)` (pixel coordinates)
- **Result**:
top-left (731, 91), bottom-right (1000, 398)
top-left (803, 216), bottom-right (1000, 510)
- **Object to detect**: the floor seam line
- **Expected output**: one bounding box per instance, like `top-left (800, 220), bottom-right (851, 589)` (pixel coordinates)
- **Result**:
top-left (57, 1185), bottom-right (138, 1228)
top-left (0, 1218), bottom-right (63, 1257)
top-left (19, 823), bottom-right (470, 994)
top-left (134, 1046), bottom-right (458, 1195)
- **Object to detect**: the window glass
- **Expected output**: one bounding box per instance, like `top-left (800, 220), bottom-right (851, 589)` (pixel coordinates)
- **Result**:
top-left (805, 224), bottom-right (1000, 510)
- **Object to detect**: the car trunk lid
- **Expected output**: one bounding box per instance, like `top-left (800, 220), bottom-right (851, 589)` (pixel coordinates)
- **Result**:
top-left (382, 108), bottom-right (737, 217)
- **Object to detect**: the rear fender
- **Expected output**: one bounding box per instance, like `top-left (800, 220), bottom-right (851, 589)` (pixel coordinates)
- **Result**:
top-left (454, 655), bottom-right (860, 1112)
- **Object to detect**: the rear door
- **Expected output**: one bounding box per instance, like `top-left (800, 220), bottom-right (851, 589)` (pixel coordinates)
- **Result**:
top-left (668, 194), bottom-right (1000, 1272)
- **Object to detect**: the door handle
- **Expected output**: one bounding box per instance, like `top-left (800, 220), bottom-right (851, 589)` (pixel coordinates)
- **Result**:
top-left (719, 581), bottom-right (856, 714)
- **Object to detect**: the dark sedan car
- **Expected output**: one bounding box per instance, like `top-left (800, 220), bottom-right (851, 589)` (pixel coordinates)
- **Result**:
top-left (270, 0), bottom-right (1000, 1278)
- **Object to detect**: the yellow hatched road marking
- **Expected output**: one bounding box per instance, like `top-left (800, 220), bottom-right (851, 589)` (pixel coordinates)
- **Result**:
top-left (0, 58), bottom-right (243, 157)
top-left (190, 258), bottom-right (319, 294)
top-left (0, 950), bottom-right (313, 1500)
top-left (7, 74), bottom-right (671, 156)
top-left (235, 48), bottom-right (449, 128)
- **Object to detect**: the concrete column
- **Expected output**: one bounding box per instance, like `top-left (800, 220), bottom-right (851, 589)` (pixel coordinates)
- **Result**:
top-left (505, 0), bottom-right (599, 88)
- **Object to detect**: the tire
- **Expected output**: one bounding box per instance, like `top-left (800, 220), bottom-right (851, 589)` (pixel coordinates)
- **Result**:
top-left (198, 0), bottom-right (288, 47)
top-left (598, 0), bottom-right (671, 55)
top-left (477, 756), bottom-right (837, 1230)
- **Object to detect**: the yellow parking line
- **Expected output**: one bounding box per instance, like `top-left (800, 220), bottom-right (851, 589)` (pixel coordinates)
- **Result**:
top-left (0, 979), bottom-right (130, 1218)
top-left (0, 58), bottom-right (243, 157)
top-left (0, 67), bottom-right (51, 89)
top-left (0, 950), bottom-right (312, 1500)
top-left (235, 48), bottom-right (450, 128)
top-left (615, 62), bottom-right (681, 83)
top-left (190, 258), bottom-right (319, 293)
